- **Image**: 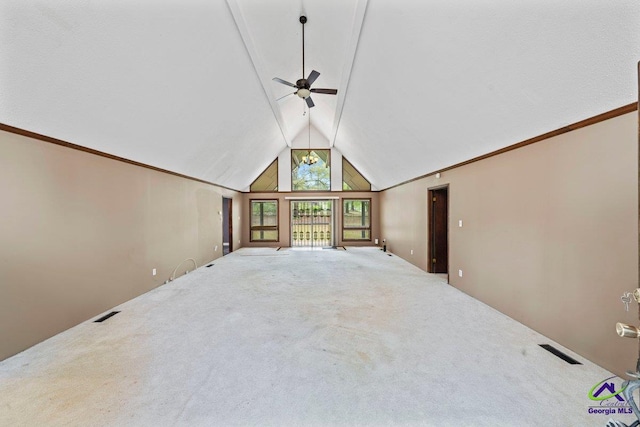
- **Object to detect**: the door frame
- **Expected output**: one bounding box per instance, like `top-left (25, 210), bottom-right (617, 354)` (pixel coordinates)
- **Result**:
top-left (289, 199), bottom-right (335, 248)
top-left (428, 185), bottom-right (449, 277)
top-left (223, 197), bottom-right (233, 255)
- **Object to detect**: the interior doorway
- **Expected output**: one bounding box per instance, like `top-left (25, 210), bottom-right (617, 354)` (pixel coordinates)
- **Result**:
top-left (291, 200), bottom-right (334, 248)
top-left (428, 186), bottom-right (448, 274)
top-left (222, 197), bottom-right (233, 256)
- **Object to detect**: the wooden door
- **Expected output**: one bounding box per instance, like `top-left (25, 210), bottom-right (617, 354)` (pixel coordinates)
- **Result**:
top-left (429, 188), bottom-right (448, 273)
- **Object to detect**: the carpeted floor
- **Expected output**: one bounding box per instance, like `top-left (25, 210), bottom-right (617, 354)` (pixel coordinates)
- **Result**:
top-left (0, 247), bottom-right (631, 426)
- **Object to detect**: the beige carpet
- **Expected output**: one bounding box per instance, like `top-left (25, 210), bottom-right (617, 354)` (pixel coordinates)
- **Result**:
top-left (0, 247), bottom-right (629, 426)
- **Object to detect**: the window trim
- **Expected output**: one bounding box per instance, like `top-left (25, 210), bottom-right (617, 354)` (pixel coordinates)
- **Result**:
top-left (342, 157), bottom-right (371, 192)
top-left (342, 198), bottom-right (372, 242)
top-left (250, 159), bottom-right (279, 193)
top-left (250, 199), bottom-right (279, 242)
top-left (291, 149), bottom-right (331, 192)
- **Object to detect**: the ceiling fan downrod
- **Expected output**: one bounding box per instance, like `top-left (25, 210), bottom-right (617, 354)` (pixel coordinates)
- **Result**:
top-left (300, 15), bottom-right (307, 79)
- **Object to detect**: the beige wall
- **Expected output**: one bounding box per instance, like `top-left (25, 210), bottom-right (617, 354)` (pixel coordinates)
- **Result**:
top-left (242, 192), bottom-right (380, 248)
top-left (3, 110), bottom-right (636, 374)
top-left (0, 129), bottom-right (243, 361)
top-left (380, 112), bottom-right (638, 376)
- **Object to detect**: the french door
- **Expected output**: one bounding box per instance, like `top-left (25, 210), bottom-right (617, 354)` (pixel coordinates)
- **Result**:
top-left (291, 200), bottom-right (334, 248)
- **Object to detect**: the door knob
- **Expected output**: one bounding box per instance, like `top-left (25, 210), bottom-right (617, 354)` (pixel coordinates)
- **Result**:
top-left (616, 323), bottom-right (640, 338)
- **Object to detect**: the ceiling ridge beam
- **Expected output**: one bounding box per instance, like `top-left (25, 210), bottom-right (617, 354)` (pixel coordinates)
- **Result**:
top-left (329, 0), bottom-right (369, 148)
top-left (226, 0), bottom-right (292, 147)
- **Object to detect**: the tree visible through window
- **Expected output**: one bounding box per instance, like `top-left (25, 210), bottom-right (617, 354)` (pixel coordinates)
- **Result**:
top-left (291, 150), bottom-right (330, 191)
top-left (343, 199), bottom-right (371, 241)
top-left (250, 200), bottom-right (278, 241)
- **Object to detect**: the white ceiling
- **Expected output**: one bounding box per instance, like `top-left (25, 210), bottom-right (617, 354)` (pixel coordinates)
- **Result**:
top-left (0, 0), bottom-right (638, 190)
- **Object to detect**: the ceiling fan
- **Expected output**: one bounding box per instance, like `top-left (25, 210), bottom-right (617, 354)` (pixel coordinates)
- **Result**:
top-left (272, 15), bottom-right (338, 108)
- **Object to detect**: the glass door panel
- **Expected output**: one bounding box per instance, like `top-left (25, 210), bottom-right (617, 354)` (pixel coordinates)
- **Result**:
top-left (291, 200), bottom-right (333, 248)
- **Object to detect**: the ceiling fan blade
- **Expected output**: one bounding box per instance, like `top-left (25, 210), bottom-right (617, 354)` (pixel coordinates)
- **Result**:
top-left (305, 96), bottom-right (315, 108)
top-left (310, 88), bottom-right (338, 95)
top-left (272, 77), bottom-right (298, 88)
top-left (307, 70), bottom-right (320, 86)
top-left (276, 92), bottom-right (296, 101)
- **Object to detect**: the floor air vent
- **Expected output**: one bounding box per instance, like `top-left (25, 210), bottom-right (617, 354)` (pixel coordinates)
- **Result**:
top-left (539, 344), bottom-right (582, 365)
top-left (94, 311), bottom-right (120, 323)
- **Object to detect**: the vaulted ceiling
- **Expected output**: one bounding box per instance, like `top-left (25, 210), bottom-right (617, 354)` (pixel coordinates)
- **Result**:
top-left (1, 1), bottom-right (638, 191)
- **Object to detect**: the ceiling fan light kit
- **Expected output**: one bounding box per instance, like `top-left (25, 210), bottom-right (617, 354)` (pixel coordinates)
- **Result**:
top-left (297, 88), bottom-right (311, 99)
top-left (272, 15), bottom-right (338, 108)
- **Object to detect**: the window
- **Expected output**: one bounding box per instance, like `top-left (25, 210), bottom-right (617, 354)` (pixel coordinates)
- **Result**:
top-left (250, 200), bottom-right (278, 241)
top-left (291, 149), bottom-right (330, 191)
top-left (342, 199), bottom-right (371, 241)
top-left (250, 159), bottom-right (278, 192)
top-left (342, 158), bottom-right (371, 191)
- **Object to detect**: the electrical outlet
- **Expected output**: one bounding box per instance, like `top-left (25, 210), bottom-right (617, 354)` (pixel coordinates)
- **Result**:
top-left (152, 268), bottom-right (156, 276)
top-left (410, 249), bottom-right (414, 255)
top-left (459, 220), bottom-right (463, 227)
top-left (458, 269), bottom-right (463, 277)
